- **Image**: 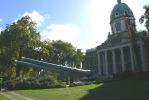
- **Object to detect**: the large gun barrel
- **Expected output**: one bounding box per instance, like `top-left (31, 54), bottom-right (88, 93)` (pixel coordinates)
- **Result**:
top-left (16, 57), bottom-right (92, 76)
top-left (16, 60), bottom-right (71, 75)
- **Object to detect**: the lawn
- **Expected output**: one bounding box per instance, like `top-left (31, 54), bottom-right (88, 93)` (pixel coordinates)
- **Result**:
top-left (15, 80), bottom-right (149, 100)
top-left (15, 84), bottom-right (102, 100)
top-left (0, 94), bottom-right (9, 100)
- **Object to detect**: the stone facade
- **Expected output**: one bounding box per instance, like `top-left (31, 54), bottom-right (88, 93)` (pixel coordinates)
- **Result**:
top-left (84, 0), bottom-right (149, 78)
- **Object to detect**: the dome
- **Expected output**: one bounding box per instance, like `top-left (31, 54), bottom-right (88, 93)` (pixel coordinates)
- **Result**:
top-left (110, 0), bottom-right (134, 22)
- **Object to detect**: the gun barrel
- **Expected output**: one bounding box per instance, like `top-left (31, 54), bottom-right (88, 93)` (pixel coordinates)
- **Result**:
top-left (17, 57), bottom-right (92, 75)
top-left (16, 60), bottom-right (71, 75)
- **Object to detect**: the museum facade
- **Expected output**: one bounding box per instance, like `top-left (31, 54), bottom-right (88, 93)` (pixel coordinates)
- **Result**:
top-left (85, 0), bottom-right (149, 77)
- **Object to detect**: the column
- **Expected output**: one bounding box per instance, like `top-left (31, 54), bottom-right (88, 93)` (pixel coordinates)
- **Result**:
top-left (140, 44), bottom-right (145, 72)
top-left (97, 52), bottom-right (102, 75)
top-left (112, 49), bottom-right (117, 74)
top-left (120, 47), bottom-right (125, 72)
top-left (104, 51), bottom-right (108, 76)
top-left (130, 47), bottom-right (135, 72)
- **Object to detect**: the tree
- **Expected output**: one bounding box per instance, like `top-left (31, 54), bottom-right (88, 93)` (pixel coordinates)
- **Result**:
top-left (41, 40), bottom-right (84, 68)
top-left (140, 5), bottom-right (149, 65)
top-left (50, 40), bottom-right (76, 66)
top-left (140, 5), bottom-right (149, 33)
top-left (74, 49), bottom-right (84, 68)
top-left (0, 16), bottom-right (40, 78)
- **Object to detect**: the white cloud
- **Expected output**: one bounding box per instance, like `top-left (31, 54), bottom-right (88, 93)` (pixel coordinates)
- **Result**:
top-left (22, 10), bottom-right (44, 27)
top-left (84, 0), bottom-right (114, 49)
top-left (14, 10), bottom-right (45, 27)
top-left (0, 18), bottom-right (3, 22)
top-left (41, 24), bottom-right (81, 47)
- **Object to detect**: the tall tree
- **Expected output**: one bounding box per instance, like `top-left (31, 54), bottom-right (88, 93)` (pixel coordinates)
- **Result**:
top-left (0, 16), bottom-right (40, 78)
top-left (74, 49), bottom-right (84, 68)
top-left (140, 5), bottom-right (149, 65)
top-left (49, 40), bottom-right (76, 66)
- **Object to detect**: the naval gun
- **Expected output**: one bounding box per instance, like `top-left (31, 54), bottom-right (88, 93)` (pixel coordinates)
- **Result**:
top-left (16, 57), bottom-right (92, 76)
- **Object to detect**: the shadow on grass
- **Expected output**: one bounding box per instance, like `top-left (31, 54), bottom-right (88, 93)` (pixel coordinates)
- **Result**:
top-left (81, 80), bottom-right (149, 100)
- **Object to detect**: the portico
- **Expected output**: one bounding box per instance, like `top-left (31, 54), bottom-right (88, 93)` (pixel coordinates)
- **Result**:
top-left (97, 41), bottom-right (147, 76)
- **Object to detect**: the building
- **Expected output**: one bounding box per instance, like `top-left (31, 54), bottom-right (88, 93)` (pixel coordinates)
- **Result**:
top-left (84, 48), bottom-right (98, 73)
top-left (85, 0), bottom-right (149, 78)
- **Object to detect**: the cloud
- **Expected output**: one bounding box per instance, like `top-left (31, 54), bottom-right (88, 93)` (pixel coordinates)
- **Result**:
top-left (0, 18), bottom-right (3, 22)
top-left (21, 10), bottom-right (44, 27)
top-left (41, 24), bottom-right (81, 47)
top-left (83, 0), bottom-right (114, 49)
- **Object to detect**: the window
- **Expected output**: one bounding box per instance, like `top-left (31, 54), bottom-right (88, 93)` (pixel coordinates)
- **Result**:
top-left (115, 12), bottom-right (119, 17)
top-left (124, 11), bottom-right (128, 16)
top-left (115, 22), bottom-right (121, 32)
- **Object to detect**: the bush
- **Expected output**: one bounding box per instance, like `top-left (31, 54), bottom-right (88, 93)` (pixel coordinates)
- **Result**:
top-left (3, 80), bottom-right (16, 90)
top-left (50, 81), bottom-right (66, 88)
top-left (0, 78), bottom-right (3, 88)
top-left (3, 76), bottom-right (66, 90)
top-left (70, 81), bottom-right (93, 87)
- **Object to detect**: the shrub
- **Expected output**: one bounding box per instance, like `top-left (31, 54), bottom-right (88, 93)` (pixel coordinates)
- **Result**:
top-left (70, 81), bottom-right (93, 87)
top-left (3, 80), bottom-right (16, 90)
top-left (3, 77), bottom-right (66, 90)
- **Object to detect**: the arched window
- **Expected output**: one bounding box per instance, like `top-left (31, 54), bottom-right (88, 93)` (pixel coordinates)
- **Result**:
top-left (124, 11), bottom-right (128, 16)
top-left (115, 12), bottom-right (119, 17)
top-left (115, 22), bottom-right (121, 32)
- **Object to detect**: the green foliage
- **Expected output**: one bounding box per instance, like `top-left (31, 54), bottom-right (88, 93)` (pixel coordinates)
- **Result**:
top-left (139, 5), bottom-right (149, 66)
top-left (75, 49), bottom-right (84, 68)
top-left (140, 5), bottom-right (149, 32)
top-left (0, 16), bottom-right (40, 79)
top-left (3, 75), bottom-right (66, 90)
top-left (50, 40), bottom-right (76, 65)
top-left (0, 78), bottom-right (3, 88)
top-left (0, 15), bottom-right (84, 89)
top-left (39, 40), bottom-right (84, 68)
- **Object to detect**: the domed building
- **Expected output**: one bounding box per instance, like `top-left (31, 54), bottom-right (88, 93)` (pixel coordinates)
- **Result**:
top-left (110, 0), bottom-right (136, 35)
top-left (94, 0), bottom-right (149, 77)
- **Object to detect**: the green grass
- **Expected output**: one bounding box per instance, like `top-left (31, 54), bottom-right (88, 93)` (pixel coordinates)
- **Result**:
top-left (0, 94), bottom-right (9, 100)
top-left (16, 84), bottom-right (102, 100)
top-left (15, 80), bottom-right (149, 100)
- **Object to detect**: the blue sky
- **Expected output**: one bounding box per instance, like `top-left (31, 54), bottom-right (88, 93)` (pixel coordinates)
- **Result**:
top-left (0, 0), bottom-right (148, 51)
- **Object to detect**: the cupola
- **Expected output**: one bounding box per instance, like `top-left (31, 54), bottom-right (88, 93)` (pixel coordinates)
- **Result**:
top-left (110, 0), bottom-right (136, 34)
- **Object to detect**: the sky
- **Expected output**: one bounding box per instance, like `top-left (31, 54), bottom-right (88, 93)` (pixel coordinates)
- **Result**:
top-left (0, 0), bottom-right (148, 51)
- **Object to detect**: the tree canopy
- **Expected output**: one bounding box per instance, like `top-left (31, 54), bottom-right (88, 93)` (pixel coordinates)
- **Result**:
top-left (140, 5), bottom-right (149, 33)
top-left (0, 16), bottom-right (84, 81)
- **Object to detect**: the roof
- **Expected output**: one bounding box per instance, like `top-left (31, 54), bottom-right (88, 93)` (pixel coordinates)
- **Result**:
top-left (110, 0), bottom-right (134, 22)
top-left (96, 32), bottom-right (143, 50)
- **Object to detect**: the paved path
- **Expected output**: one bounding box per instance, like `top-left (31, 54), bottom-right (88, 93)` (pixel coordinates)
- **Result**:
top-left (0, 91), bottom-right (34, 100)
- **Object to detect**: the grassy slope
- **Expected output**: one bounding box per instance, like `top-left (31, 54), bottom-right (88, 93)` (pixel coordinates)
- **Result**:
top-left (16, 80), bottom-right (149, 100)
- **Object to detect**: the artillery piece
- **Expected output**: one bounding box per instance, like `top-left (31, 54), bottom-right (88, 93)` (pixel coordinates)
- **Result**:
top-left (16, 57), bottom-right (92, 76)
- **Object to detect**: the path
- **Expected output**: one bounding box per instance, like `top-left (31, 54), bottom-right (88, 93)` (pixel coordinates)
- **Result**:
top-left (0, 91), bottom-right (34, 100)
